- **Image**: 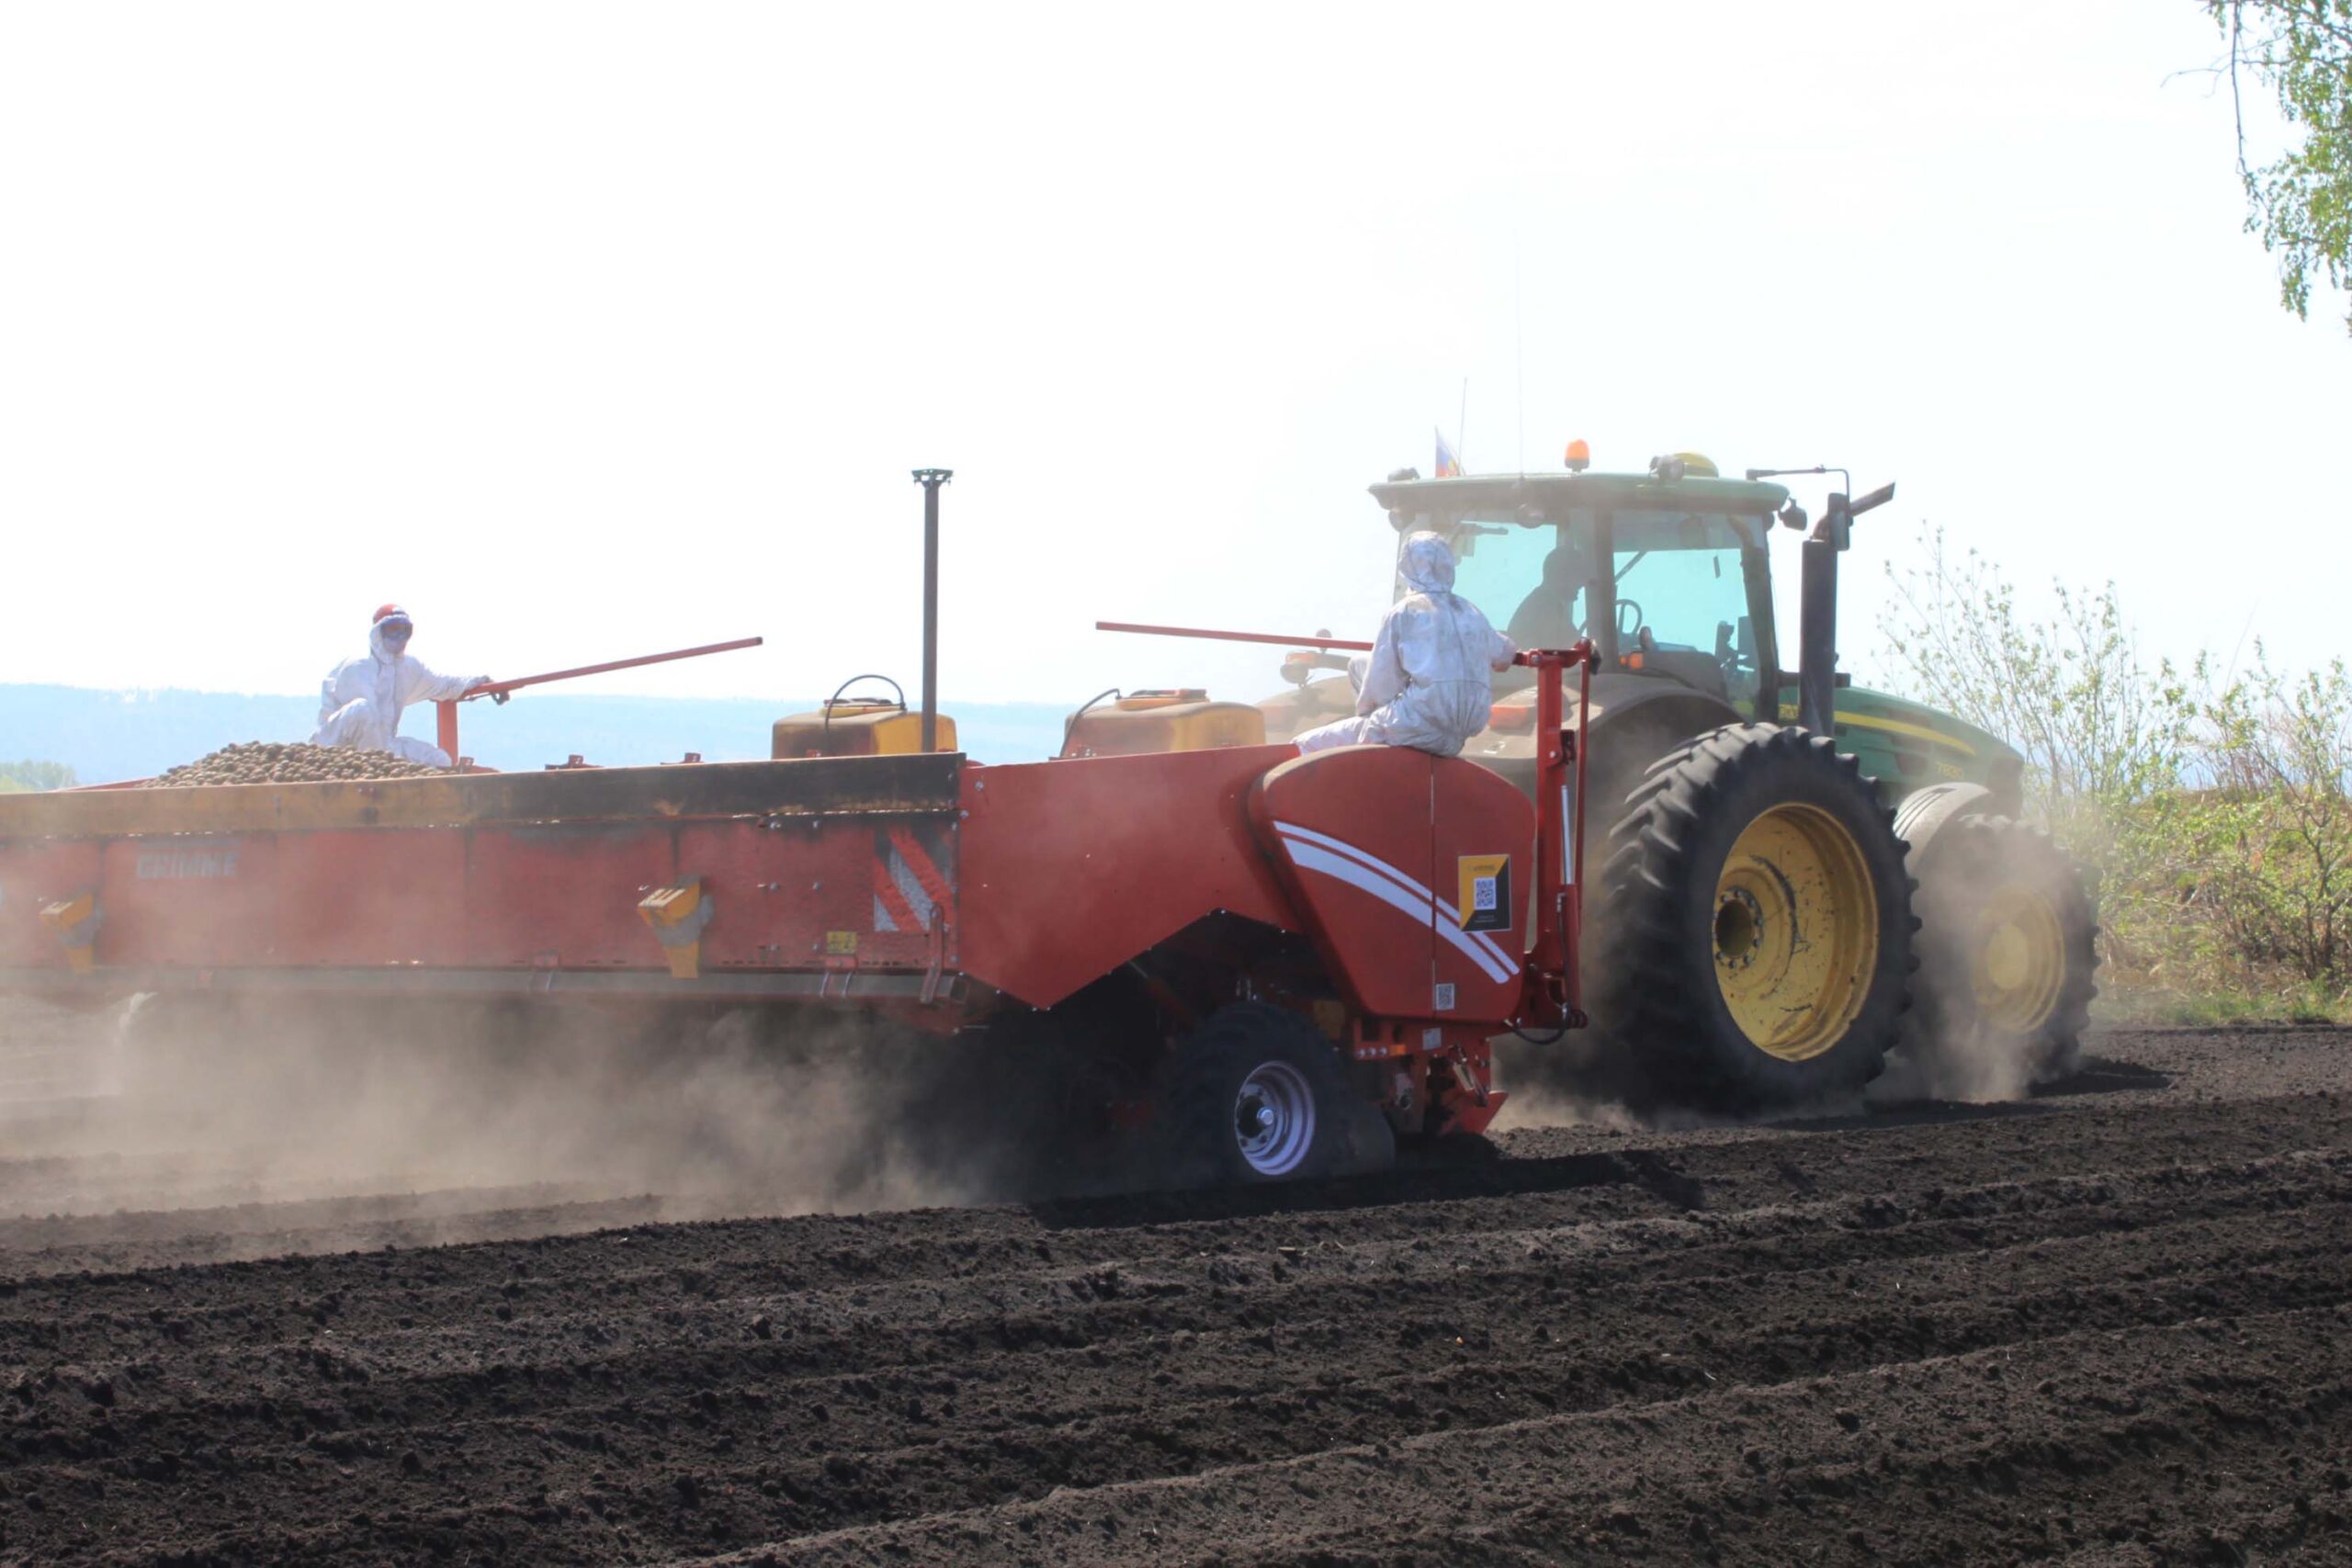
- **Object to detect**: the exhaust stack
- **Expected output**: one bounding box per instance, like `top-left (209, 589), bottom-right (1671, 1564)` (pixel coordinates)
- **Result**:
top-left (1795, 479), bottom-right (1894, 736)
top-left (912, 468), bottom-right (953, 752)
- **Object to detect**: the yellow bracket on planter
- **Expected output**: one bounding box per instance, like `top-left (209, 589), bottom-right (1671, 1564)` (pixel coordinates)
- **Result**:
top-left (637, 878), bottom-right (713, 981)
top-left (40, 891), bottom-right (102, 975)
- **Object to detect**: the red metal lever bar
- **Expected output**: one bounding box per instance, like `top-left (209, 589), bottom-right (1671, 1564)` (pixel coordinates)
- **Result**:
top-left (460, 637), bottom-right (765, 700)
top-left (1096, 620), bottom-right (1374, 653)
top-left (435, 636), bottom-right (763, 765)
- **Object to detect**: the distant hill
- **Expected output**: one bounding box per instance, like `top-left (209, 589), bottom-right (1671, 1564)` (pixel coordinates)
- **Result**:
top-left (0, 684), bottom-right (1074, 782)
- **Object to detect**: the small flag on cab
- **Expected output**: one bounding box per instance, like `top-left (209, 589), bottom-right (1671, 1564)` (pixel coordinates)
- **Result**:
top-left (1435, 428), bottom-right (1463, 478)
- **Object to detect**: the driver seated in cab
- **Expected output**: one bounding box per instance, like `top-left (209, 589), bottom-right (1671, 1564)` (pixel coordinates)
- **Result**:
top-left (1506, 541), bottom-right (1591, 653)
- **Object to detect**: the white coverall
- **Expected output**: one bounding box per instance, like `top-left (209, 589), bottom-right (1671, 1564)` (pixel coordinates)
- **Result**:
top-left (312, 620), bottom-right (486, 767)
top-left (1295, 532), bottom-right (1518, 758)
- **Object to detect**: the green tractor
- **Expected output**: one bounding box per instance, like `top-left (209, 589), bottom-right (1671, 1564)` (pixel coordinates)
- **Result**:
top-left (1255, 451), bottom-right (2098, 1113)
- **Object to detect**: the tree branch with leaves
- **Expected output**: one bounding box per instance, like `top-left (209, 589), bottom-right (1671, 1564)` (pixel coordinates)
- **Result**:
top-left (2209, 1), bottom-right (2352, 332)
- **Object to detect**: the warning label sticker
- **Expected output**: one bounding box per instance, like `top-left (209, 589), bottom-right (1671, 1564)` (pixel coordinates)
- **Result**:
top-left (1456, 853), bottom-right (1511, 932)
top-left (872, 822), bottom-right (955, 934)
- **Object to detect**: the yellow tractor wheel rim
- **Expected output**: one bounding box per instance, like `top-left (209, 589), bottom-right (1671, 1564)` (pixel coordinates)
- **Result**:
top-left (1971, 880), bottom-right (2065, 1034)
top-left (1713, 803), bottom-right (1879, 1062)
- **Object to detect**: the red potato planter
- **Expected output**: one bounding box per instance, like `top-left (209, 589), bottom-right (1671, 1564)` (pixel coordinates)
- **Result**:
top-left (0, 653), bottom-right (1598, 1188)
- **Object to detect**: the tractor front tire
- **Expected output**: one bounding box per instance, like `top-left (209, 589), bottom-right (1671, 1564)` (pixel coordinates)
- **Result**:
top-left (1592, 724), bottom-right (1916, 1116)
top-left (1160, 1003), bottom-right (1366, 1189)
top-left (1903, 813), bottom-right (2098, 1089)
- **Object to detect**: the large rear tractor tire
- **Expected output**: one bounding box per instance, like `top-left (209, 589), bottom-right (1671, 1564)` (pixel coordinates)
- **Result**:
top-left (1591, 724), bottom-right (1917, 1115)
top-left (1159, 1003), bottom-right (1388, 1189)
top-left (1898, 801), bottom-right (2098, 1091)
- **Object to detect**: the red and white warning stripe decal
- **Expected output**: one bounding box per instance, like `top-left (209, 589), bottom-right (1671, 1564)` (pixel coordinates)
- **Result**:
top-left (1269, 820), bottom-right (1517, 987)
top-left (872, 824), bottom-right (954, 934)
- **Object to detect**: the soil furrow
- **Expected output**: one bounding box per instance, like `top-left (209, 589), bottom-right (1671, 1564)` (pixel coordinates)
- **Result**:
top-left (701, 1305), bottom-right (2352, 1566)
top-left (12, 1176), bottom-right (2344, 1562)
top-left (0, 1022), bottom-right (2343, 1564)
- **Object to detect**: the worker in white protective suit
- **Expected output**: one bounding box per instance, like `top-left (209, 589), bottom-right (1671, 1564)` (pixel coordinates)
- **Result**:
top-left (1295, 533), bottom-right (1518, 757)
top-left (312, 604), bottom-right (492, 768)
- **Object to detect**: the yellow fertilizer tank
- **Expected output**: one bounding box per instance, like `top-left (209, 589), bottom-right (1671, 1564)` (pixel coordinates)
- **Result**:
top-left (773, 679), bottom-right (956, 759)
top-left (1062, 690), bottom-right (1266, 758)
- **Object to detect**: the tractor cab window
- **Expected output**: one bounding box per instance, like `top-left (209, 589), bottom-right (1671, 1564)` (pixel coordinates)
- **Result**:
top-left (1609, 510), bottom-right (1765, 704)
top-left (1416, 511), bottom-right (1599, 697)
top-left (1390, 496), bottom-right (1778, 720)
top-left (1431, 520), bottom-right (1560, 631)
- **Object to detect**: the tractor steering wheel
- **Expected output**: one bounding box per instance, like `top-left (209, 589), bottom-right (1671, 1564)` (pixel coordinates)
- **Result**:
top-left (1615, 599), bottom-right (1645, 643)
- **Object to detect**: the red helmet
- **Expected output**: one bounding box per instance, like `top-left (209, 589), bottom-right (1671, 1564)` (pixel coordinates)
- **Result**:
top-left (372, 604), bottom-right (413, 627)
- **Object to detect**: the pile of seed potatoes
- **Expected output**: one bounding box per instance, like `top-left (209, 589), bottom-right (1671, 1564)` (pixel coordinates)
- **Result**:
top-left (152, 742), bottom-right (449, 787)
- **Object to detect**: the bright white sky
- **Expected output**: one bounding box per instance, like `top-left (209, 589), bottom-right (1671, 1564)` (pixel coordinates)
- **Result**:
top-left (3, 2), bottom-right (2345, 714)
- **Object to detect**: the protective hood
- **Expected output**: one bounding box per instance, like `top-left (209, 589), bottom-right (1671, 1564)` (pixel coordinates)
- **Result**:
top-left (1295, 530), bottom-right (1516, 759)
top-left (1399, 532), bottom-right (1457, 595)
top-left (368, 610), bottom-right (413, 663)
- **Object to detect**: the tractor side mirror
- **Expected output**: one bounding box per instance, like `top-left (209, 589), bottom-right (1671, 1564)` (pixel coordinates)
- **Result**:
top-left (1814, 497), bottom-right (1854, 551)
top-left (1809, 480), bottom-right (1892, 551)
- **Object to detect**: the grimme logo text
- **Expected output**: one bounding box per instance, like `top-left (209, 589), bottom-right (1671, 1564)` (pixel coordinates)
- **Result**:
top-left (135, 847), bottom-right (240, 880)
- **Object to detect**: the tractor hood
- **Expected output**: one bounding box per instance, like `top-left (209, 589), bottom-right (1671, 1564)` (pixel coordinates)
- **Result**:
top-left (1775, 682), bottom-right (2025, 811)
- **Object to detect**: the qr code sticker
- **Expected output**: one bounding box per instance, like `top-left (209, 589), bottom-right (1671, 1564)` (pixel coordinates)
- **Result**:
top-left (1433, 983), bottom-right (1457, 1011)
top-left (1472, 874), bottom-right (1498, 913)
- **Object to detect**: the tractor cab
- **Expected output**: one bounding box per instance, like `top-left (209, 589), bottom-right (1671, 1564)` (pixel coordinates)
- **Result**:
top-left (1378, 460), bottom-right (1791, 718)
top-left (1256, 450), bottom-right (2020, 815)
top-left (1258, 457), bottom-right (1794, 779)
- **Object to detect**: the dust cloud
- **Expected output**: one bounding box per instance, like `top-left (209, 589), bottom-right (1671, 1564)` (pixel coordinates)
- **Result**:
top-left (1871, 818), bottom-right (2070, 1107)
top-left (0, 993), bottom-right (1052, 1225)
top-left (1866, 1028), bottom-right (2036, 1105)
top-left (1486, 1033), bottom-right (1747, 1135)
top-left (1487, 1077), bottom-right (1736, 1136)
top-left (1489, 1008), bottom-right (2050, 1135)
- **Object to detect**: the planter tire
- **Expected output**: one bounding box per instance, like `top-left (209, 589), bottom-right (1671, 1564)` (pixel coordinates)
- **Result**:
top-left (1161, 1003), bottom-right (1365, 1188)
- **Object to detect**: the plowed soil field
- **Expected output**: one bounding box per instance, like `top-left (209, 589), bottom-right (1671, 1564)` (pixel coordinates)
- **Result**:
top-left (1, 1021), bottom-right (2346, 1565)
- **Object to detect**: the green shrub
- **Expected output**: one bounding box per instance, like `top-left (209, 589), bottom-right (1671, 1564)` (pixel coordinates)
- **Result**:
top-left (1880, 536), bottom-right (2350, 1021)
top-left (0, 760), bottom-right (77, 794)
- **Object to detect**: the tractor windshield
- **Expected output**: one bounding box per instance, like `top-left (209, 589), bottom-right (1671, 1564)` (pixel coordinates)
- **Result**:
top-left (1444, 523), bottom-right (1558, 629)
top-left (1417, 505), bottom-right (1774, 713)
